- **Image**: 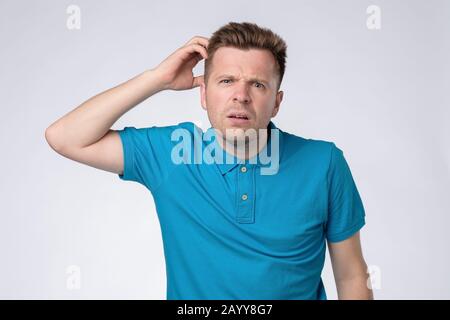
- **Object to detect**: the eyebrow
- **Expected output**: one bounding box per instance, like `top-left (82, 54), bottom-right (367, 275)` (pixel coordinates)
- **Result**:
top-left (214, 74), bottom-right (270, 86)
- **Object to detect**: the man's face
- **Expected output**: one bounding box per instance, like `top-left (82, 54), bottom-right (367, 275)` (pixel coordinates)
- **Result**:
top-left (200, 47), bottom-right (283, 143)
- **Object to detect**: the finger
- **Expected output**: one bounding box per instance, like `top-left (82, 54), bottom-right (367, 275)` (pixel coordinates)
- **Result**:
top-left (186, 36), bottom-right (209, 46)
top-left (192, 75), bottom-right (204, 88)
top-left (185, 43), bottom-right (208, 60)
top-left (186, 36), bottom-right (209, 49)
top-left (193, 53), bottom-right (203, 64)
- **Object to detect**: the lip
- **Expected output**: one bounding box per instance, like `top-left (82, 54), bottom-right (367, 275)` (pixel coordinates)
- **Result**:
top-left (227, 111), bottom-right (250, 120)
top-left (227, 117), bottom-right (250, 125)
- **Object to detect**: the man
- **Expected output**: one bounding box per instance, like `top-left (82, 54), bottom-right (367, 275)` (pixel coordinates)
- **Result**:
top-left (45, 21), bottom-right (373, 300)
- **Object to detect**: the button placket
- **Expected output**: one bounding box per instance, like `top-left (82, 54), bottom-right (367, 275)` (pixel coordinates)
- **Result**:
top-left (236, 164), bottom-right (254, 224)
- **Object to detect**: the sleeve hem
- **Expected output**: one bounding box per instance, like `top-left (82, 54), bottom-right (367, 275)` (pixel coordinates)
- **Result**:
top-left (117, 129), bottom-right (135, 181)
top-left (326, 217), bottom-right (366, 243)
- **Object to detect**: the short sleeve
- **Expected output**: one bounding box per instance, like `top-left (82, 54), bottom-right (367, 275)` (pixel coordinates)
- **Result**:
top-left (117, 125), bottom-right (175, 192)
top-left (325, 143), bottom-right (366, 243)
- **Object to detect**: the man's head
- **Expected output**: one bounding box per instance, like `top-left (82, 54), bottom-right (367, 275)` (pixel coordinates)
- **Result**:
top-left (200, 22), bottom-right (287, 145)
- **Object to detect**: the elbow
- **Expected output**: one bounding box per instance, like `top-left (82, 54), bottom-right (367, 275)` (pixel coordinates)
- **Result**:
top-left (45, 125), bottom-right (65, 153)
top-left (336, 274), bottom-right (374, 300)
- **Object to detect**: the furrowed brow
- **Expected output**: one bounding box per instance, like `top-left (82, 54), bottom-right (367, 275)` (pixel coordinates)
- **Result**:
top-left (215, 74), bottom-right (270, 86)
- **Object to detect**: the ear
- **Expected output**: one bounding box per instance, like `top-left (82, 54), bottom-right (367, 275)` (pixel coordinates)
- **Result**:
top-left (271, 90), bottom-right (283, 117)
top-left (200, 81), bottom-right (207, 111)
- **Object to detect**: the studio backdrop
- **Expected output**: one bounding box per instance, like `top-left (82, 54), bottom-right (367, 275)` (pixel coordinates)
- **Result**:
top-left (0, 0), bottom-right (449, 299)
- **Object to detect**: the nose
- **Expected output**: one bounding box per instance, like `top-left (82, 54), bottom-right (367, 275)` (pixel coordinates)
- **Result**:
top-left (233, 82), bottom-right (251, 104)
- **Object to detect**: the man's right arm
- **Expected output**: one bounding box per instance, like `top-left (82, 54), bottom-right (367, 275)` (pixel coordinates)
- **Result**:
top-left (44, 68), bottom-right (166, 175)
top-left (44, 35), bottom-right (209, 176)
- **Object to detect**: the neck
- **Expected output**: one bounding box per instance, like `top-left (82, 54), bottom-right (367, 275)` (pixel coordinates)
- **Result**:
top-left (215, 127), bottom-right (269, 160)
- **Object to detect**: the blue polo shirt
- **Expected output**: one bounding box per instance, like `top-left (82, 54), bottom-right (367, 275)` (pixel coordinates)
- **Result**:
top-left (117, 121), bottom-right (366, 300)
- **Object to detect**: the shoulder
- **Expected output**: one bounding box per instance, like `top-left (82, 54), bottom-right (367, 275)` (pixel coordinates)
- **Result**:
top-left (117, 122), bottom-right (202, 158)
top-left (280, 129), bottom-right (337, 165)
top-left (123, 121), bottom-right (200, 140)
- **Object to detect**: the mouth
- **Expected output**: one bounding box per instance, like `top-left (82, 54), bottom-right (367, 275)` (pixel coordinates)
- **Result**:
top-left (227, 112), bottom-right (250, 120)
top-left (227, 113), bottom-right (251, 125)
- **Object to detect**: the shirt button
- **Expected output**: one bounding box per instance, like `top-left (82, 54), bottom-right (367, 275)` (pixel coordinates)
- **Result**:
top-left (241, 194), bottom-right (248, 201)
top-left (240, 166), bottom-right (247, 173)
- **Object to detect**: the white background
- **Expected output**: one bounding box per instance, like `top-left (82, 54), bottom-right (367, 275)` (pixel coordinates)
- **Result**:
top-left (0, 0), bottom-right (449, 299)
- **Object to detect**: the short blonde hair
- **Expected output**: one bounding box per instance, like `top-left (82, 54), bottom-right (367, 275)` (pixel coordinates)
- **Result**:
top-left (204, 21), bottom-right (287, 90)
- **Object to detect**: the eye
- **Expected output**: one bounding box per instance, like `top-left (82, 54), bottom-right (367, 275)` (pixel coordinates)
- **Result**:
top-left (255, 82), bottom-right (265, 89)
top-left (220, 79), bottom-right (232, 84)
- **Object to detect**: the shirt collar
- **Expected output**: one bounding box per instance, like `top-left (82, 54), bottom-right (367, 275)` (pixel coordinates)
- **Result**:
top-left (204, 121), bottom-right (284, 175)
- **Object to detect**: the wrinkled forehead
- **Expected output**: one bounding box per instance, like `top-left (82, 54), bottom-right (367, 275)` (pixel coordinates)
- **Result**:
top-left (210, 47), bottom-right (277, 80)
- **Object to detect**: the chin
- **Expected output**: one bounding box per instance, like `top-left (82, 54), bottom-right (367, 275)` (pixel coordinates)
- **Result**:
top-left (223, 127), bottom-right (259, 143)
